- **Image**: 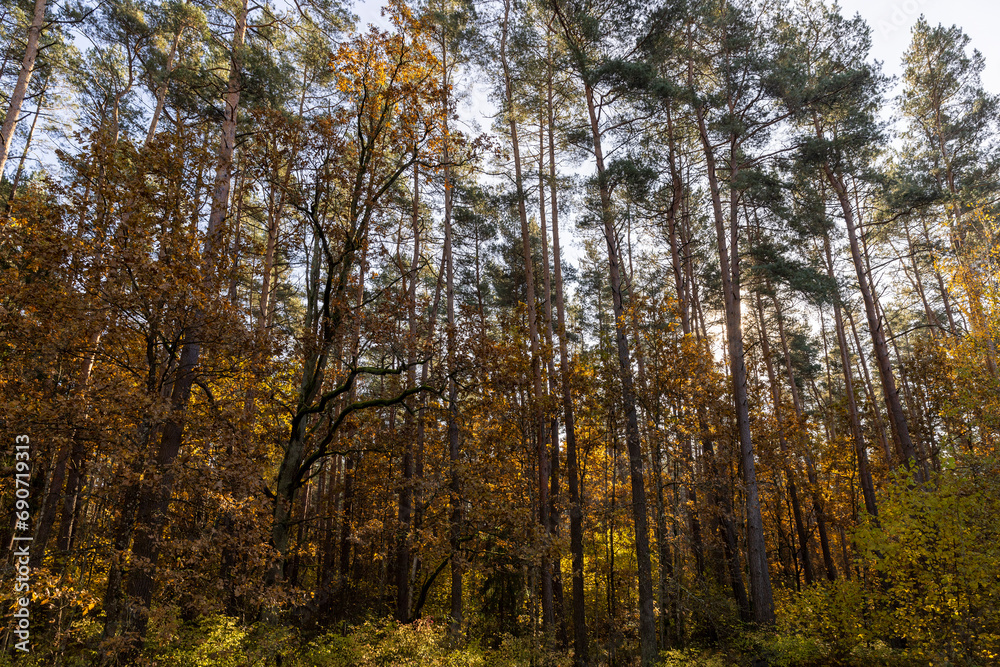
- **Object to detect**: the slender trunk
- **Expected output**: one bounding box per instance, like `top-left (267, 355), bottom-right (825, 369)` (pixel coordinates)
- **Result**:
top-left (695, 103), bottom-right (774, 624)
top-left (583, 78), bottom-right (657, 663)
top-left (335, 262), bottom-right (368, 606)
top-left (0, 0), bottom-right (46, 180)
top-left (823, 235), bottom-right (878, 519)
top-left (4, 75), bottom-right (45, 212)
top-left (688, 236), bottom-right (748, 615)
top-left (920, 215), bottom-right (958, 334)
top-left (769, 294), bottom-right (836, 581)
top-left (670, 166), bottom-right (705, 579)
top-left (538, 105), bottom-right (567, 645)
top-left (652, 434), bottom-right (674, 647)
top-left (546, 37), bottom-right (588, 664)
top-left (440, 36), bottom-right (462, 637)
top-left (881, 310), bottom-right (933, 478)
top-left (499, 8), bottom-right (552, 631)
top-left (753, 293), bottom-right (814, 586)
top-left (30, 326), bottom-right (100, 567)
top-left (396, 158), bottom-right (419, 622)
top-left (111, 0), bottom-right (249, 646)
top-left (901, 218), bottom-right (940, 334)
top-left (144, 27), bottom-right (182, 148)
top-left (704, 427), bottom-right (751, 619)
top-left (822, 164), bottom-right (920, 479)
top-left (338, 454), bottom-right (356, 600)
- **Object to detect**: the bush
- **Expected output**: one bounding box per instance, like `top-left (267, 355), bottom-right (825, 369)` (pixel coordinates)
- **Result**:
top-left (856, 458), bottom-right (1000, 665)
top-left (778, 578), bottom-right (875, 660)
top-left (143, 613), bottom-right (299, 666)
top-left (658, 647), bottom-right (729, 666)
top-left (296, 619), bottom-right (486, 667)
top-left (770, 457), bottom-right (1000, 666)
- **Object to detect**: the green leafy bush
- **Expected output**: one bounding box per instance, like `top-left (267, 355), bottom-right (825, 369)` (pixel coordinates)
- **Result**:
top-left (658, 647), bottom-right (729, 666)
top-left (855, 458), bottom-right (1000, 665)
top-left (143, 614), bottom-right (298, 666)
top-left (778, 578), bottom-right (874, 660)
top-left (770, 457), bottom-right (1000, 666)
top-left (295, 619), bottom-right (486, 667)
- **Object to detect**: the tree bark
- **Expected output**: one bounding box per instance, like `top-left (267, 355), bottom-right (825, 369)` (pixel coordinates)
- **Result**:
top-left (546, 39), bottom-right (588, 664)
top-left (583, 78), bottom-right (658, 664)
top-left (0, 0), bottom-right (46, 180)
top-left (695, 103), bottom-right (774, 624)
top-left (822, 165), bottom-right (921, 480)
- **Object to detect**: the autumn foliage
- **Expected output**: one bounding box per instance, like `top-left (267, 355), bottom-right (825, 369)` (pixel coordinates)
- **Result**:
top-left (0, 0), bottom-right (999, 665)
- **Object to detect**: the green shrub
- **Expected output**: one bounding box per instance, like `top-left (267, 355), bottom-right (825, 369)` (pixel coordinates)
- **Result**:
top-left (760, 633), bottom-right (824, 667)
top-left (296, 619), bottom-right (485, 667)
top-left (658, 647), bottom-right (729, 666)
top-left (143, 614), bottom-right (298, 666)
top-left (856, 459), bottom-right (1000, 665)
top-left (778, 578), bottom-right (874, 660)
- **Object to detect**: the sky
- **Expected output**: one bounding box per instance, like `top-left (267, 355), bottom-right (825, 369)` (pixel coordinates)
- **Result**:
top-left (354, 0), bottom-right (1000, 91)
top-left (836, 0), bottom-right (1000, 93)
top-left (347, 0), bottom-right (1000, 289)
top-left (350, 0), bottom-right (1000, 138)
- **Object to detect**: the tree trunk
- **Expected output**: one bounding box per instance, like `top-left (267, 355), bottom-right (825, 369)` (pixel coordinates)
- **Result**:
top-left (695, 104), bottom-right (774, 625)
top-left (499, 7), bottom-right (552, 632)
top-left (439, 35), bottom-right (463, 637)
top-left (4, 74), bottom-right (46, 213)
top-left (539, 106), bottom-right (568, 646)
top-left (753, 293), bottom-right (815, 586)
top-left (143, 27), bottom-right (182, 148)
top-left (822, 165), bottom-right (921, 480)
top-left (583, 78), bottom-right (658, 664)
top-left (111, 0), bottom-right (249, 647)
top-left (0, 0), bottom-right (46, 180)
top-left (823, 235), bottom-right (878, 519)
top-left (547, 40), bottom-right (588, 665)
top-left (769, 293), bottom-right (836, 581)
top-left (844, 305), bottom-right (895, 465)
top-left (396, 158), bottom-right (420, 623)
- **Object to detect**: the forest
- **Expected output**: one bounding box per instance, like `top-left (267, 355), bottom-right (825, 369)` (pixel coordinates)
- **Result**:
top-left (0, 0), bottom-right (998, 663)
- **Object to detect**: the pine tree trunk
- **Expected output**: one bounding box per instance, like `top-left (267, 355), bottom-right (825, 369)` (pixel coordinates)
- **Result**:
top-left (143, 28), bottom-right (182, 148)
top-left (695, 105), bottom-right (774, 625)
top-left (822, 165), bottom-right (921, 480)
top-left (769, 293), bottom-right (837, 581)
top-left (112, 1), bottom-right (249, 647)
top-left (4, 74), bottom-right (45, 212)
top-left (538, 110), bottom-right (568, 646)
top-left (582, 77), bottom-right (658, 665)
top-left (754, 293), bottom-right (815, 586)
top-left (823, 235), bottom-right (878, 519)
top-left (0, 0), bottom-right (46, 180)
top-left (546, 41), bottom-right (588, 664)
top-left (396, 159), bottom-right (420, 623)
top-left (499, 8), bottom-right (552, 631)
top-left (440, 35), bottom-right (462, 636)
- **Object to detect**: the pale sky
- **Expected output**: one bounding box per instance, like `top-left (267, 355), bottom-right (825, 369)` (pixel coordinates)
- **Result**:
top-left (354, 0), bottom-right (1000, 94)
top-left (836, 0), bottom-right (1000, 93)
